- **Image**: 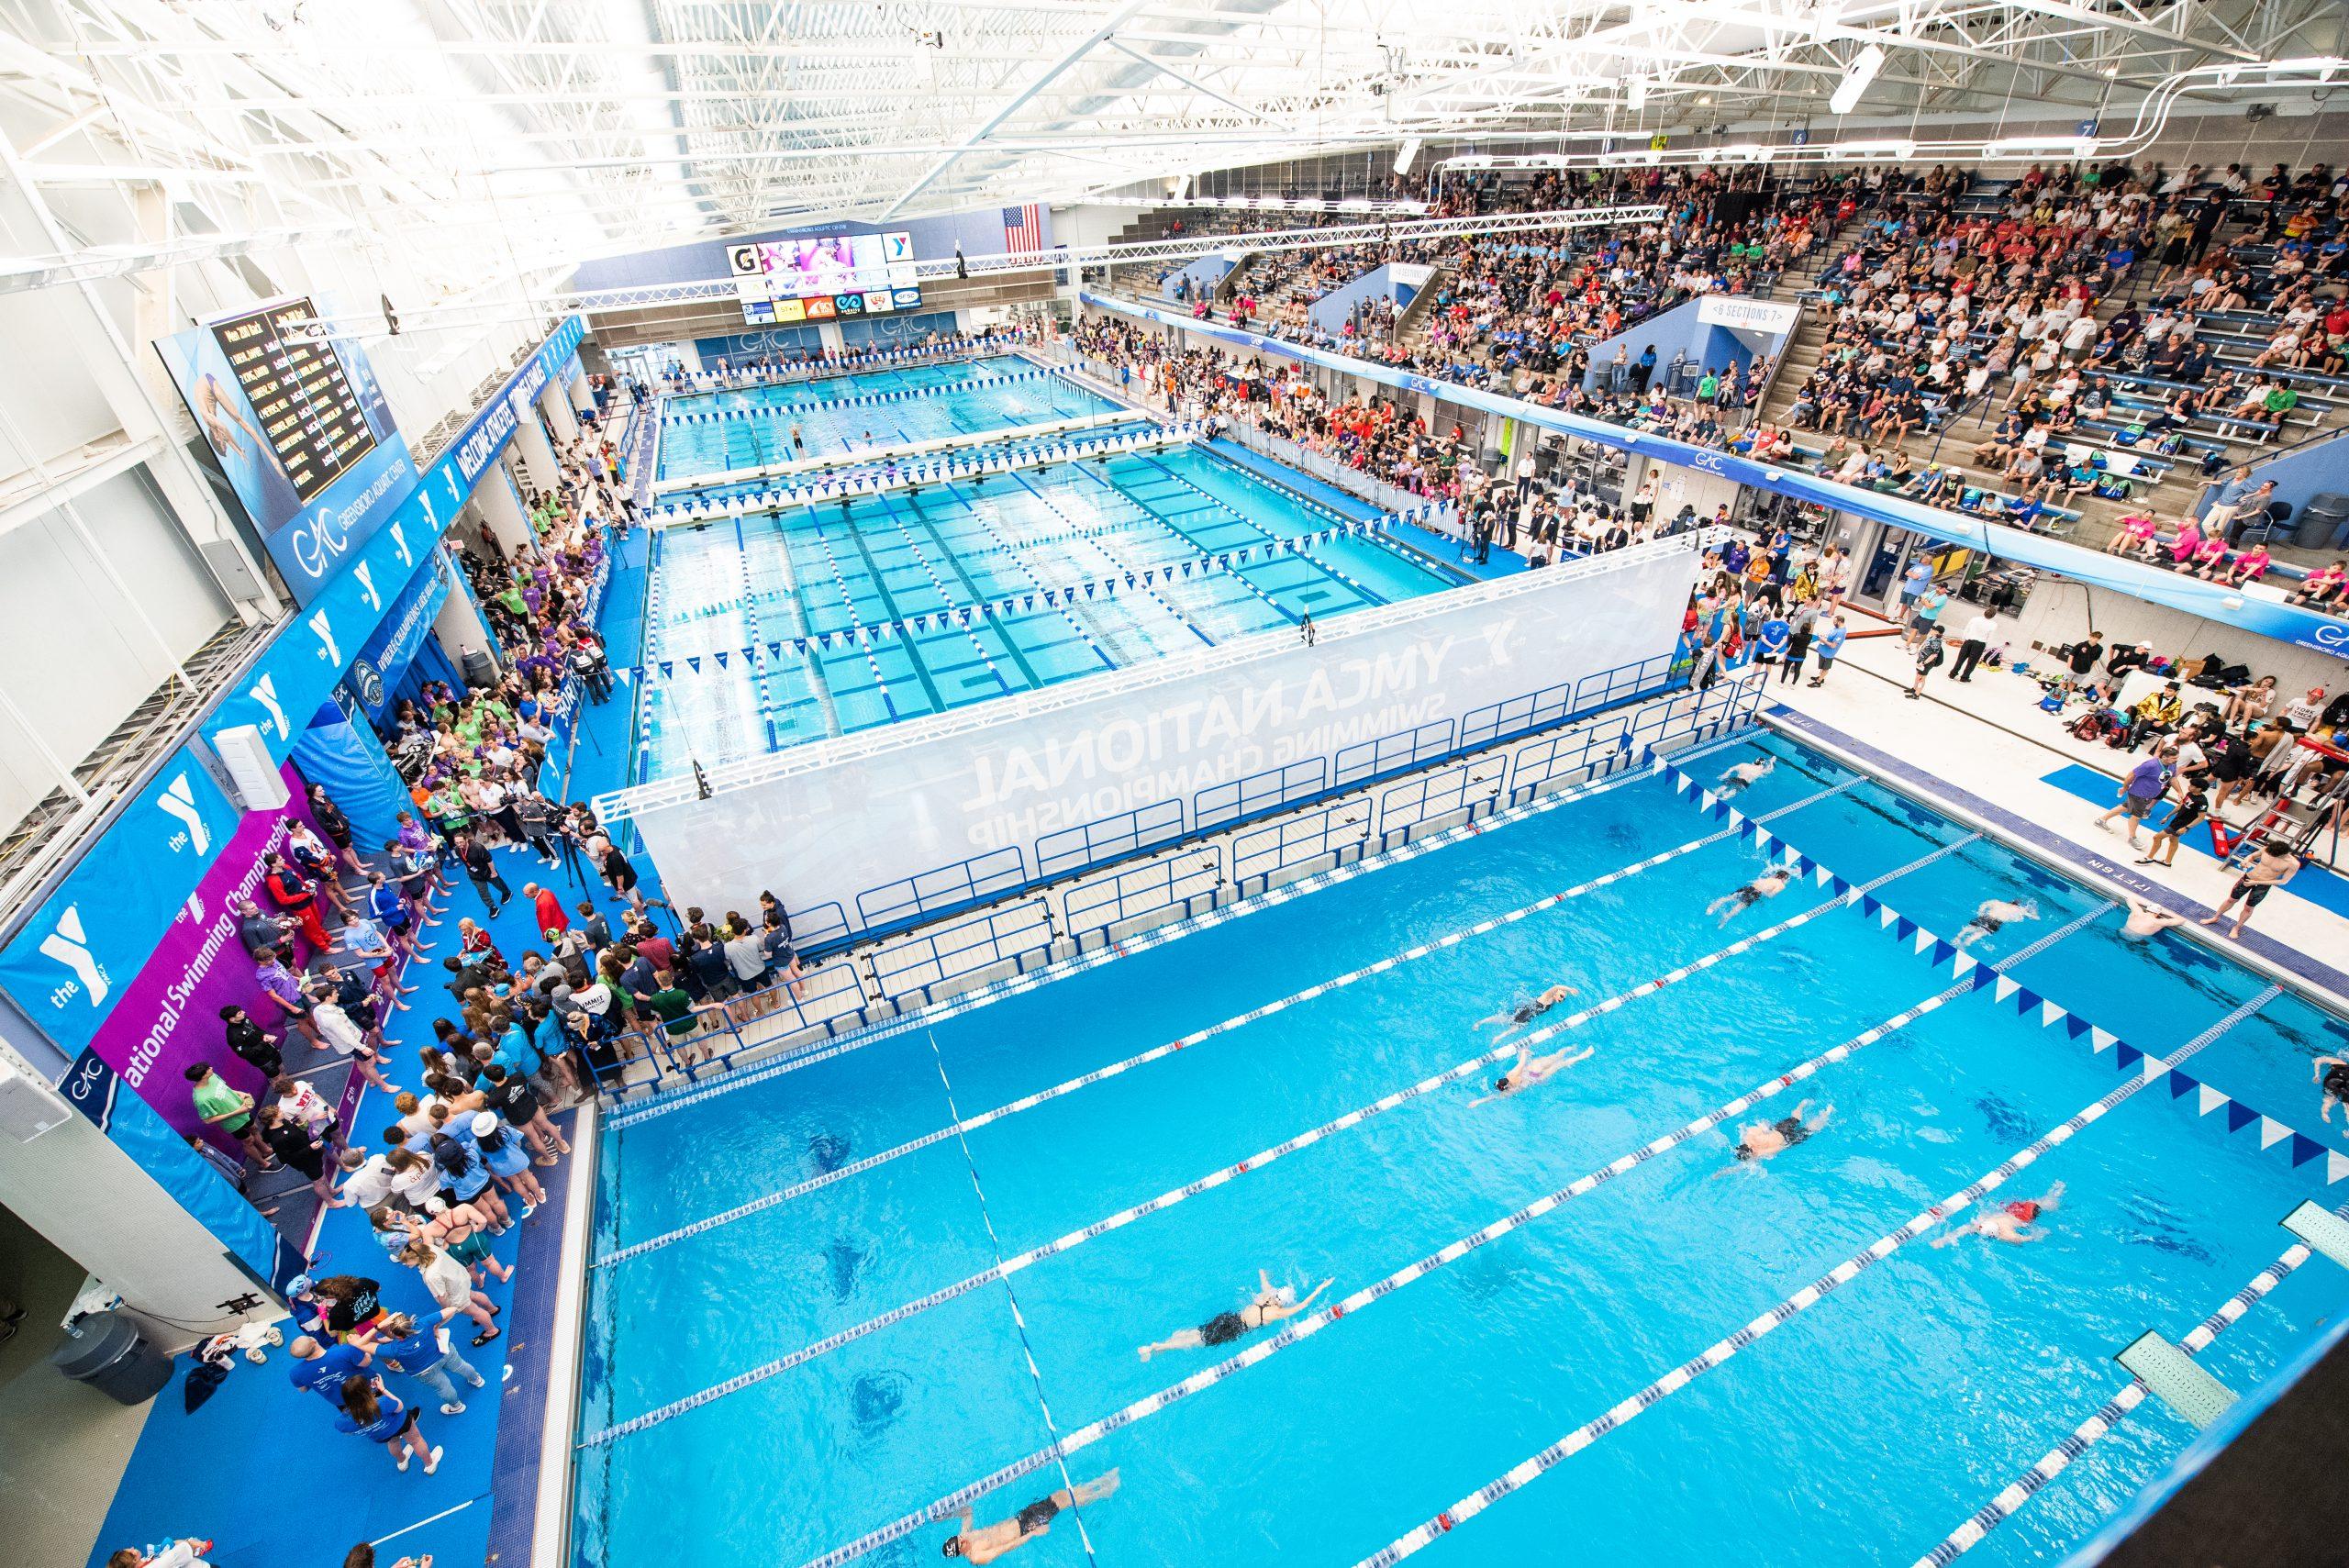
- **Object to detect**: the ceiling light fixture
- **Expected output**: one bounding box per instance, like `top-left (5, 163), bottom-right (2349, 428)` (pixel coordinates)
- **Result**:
top-left (1829, 43), bottom-right (1885, 115)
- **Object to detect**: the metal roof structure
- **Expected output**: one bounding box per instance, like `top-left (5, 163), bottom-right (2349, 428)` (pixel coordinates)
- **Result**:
top-left (0, 0), bottom-right (2342, 299)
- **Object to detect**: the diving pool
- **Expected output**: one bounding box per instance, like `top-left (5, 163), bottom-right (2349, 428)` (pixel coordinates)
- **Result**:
top-left (632, 441), bottom-right (1463, 780)
top-left (569, 725), bottom-right (2349, 1568)
top-left (657, 357), bottom-right (1125, 475)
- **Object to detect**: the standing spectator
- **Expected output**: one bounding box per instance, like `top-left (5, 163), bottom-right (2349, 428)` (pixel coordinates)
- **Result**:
top-left (2095, 744), bottom-right (2178, 851)
top-left (184, 1062), bottom-right (273, 1169)
top-left (219, 1005), bottom-right (282, 1083)
top-left (1805, 615), bottom-right (1848, 686)
top-left (1950, 608), bottom-right (1998, 682)
top-left (334, 1373), bottom-right (442, 1473)
top-left (367, 1311), bottom-right (492, 1418)
top-left (454, 830), bottom-right (511, 916)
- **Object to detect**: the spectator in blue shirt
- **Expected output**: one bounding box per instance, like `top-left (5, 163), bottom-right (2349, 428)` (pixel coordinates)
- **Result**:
top-left (287, 1336), bottom-right (369, 1407)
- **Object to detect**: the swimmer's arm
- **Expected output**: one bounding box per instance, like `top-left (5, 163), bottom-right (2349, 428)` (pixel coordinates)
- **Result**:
top-left (2315, 1054), bottom-right (2346, 1080)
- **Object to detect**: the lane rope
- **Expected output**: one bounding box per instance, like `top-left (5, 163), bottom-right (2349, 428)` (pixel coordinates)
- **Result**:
top-left (773, 906), bottom-right (2107, 1568)
top-left (1353, 985), bottom-right (2284, 1568)
top-left (580, 833), bottom-right (1971, 1450)
top-left (593, 780), bottom-right (1862, 1269)
top-left (1909, 1211), bottom-right (2336, 1568)
top-left (605, 740), bottom-right (1695, 1129)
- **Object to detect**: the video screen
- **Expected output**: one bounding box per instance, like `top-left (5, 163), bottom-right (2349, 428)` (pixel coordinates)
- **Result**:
top-left (729, 230), bottom-right (918, 322)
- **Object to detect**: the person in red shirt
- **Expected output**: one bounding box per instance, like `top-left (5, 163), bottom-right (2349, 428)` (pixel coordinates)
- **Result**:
top-left (524, 882), bottom-right (567, 940)
top-left (265, 853), bottom-right (333, 952)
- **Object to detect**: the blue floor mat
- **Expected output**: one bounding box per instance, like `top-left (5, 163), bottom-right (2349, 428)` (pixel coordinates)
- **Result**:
top-left (2038, 762), bottom-right (2349, 917)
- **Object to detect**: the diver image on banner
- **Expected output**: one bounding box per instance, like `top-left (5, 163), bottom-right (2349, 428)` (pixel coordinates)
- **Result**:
top-left (153, 294), bottom-right (419, 604)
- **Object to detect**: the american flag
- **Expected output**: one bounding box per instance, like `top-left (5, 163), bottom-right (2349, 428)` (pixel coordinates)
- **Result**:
top-left (1002, 203), bottom-right (1043, 252)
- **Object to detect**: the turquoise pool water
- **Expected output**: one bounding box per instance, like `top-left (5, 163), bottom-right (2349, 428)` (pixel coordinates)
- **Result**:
top-left (656, 357), bottom-right (1124, 475)
top-left (635, 442), bottom-right (1460, 780)
top-left (571, 727), bottom-right (2349, 1568)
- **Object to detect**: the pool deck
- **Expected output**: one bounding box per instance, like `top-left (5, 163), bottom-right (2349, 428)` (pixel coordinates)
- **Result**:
top-left (1764, 634), bottom-right (2349, 1010)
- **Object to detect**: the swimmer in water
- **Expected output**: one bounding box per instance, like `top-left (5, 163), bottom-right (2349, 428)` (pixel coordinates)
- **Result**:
top-left (942, 1471), bottom-right (1120, 1562)
top-left (1716, 1099), bottom-right (1832, 1172)
top-left (1707, 865), bottom-right (1794, 926)
top-left (1931, 1182), bottom-right (2065, 1247)
top-left (1716, 757), bottom-right (1776, 796)
top-left (2313, 1054), bottom-right (2349, 1126)
top-left (1954, 897), bottom-right (2039, 951)
top-left (1476, 983), bottom-right (1579, 1034)
top-left (2120, 898), bottom-right (2187, 940)
top-left (1471, 1043), bottom-right (1596, 1106)
top-left (1137, 1272), bottom-right (1330, 1362)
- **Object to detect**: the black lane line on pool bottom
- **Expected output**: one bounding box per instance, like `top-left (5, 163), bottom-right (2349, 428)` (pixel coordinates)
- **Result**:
top-left (591, 779), bottom-right (1865, 1270)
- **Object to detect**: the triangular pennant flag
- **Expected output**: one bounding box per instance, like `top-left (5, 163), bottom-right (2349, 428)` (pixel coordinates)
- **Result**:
top-left (2115, 1043), bottom-right (2142, 1071)
top-left (2329, 1151), bottom-right (2349, 1184)
top-left (686, 655), bottom-right (702, 673)
top-left (2009, 984), bottom-right (2039, 1013)
top-left (2197, 1084), bottom-right (2228, 1115)
top-left (2065, 1015), bottom-right (2090, 1040)
top-left (616, 667), bottom-right (633, 685)
top-left (2290, 1134), bottom-right (2325, 1168)
top-left (2166, 1070), bottom-right (2197, 1099)
top-left (1930, 941), bottom-right (1957, 969)
top-left (659, 660), bottom-right (674, 677)
top-left (2040, 1001), bottom-right (2066, 1029)
top-left (1952, 953), bottom-right (1976, 979)
top-left (2258, 1117), bottom-right (2292, 1150)
top-left (2089, 1028), bottom-right (2118, 1053)
top-left (1913, 929), bottom-right (1936, 955)
top-left (2226, 1100), bottom-right (2259, 1132)
top-left (714, 650), bottom-right (729, 668)
top-left (2141, 1055), bottom-right (2168, 1083)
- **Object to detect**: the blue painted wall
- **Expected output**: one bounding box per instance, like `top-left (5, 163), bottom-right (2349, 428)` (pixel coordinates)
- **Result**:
top-left (1162, 253), bottom-right (1235, 302)
top-left (692, 324), bottom-right (828, 362)
top-left (839, 309), bottom-right (962, 349)
top-left (2210, 425), bottom-right (2349, 549)
top-left (1307, 263), bottom-right (1419, 336)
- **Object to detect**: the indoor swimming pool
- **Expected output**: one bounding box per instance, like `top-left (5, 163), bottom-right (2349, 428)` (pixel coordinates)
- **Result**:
top-left (632, 441), bottom-right (1464, 779)
top-left (655, 356), bottom-right (1126, 475)
top-left (570, 726), bottom-right (2349, 1568)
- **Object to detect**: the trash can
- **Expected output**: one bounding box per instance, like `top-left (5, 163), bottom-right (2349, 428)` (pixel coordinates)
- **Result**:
top-left (2300, 492), bottom-right (2349, 550)
top-left (2288, 501), bottom-right (2330, 550)
top-left (459, 646), bottom-right (501, 690)
top-left (50, 1311), bottom-right (173, 1407)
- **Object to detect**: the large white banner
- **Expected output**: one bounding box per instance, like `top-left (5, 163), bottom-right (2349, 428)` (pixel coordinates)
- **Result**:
top-left (627, 541), bottom-right (1699, 930)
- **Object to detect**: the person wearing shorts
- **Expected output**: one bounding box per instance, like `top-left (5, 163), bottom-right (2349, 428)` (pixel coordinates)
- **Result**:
top-left (941, 1472), bottom-right (1120, 1561)
top-left (2202, 840), bottom-right (2301, 937)
top-left (2095, 748), bottom-right (2176, 851)
top-left (1805, 615), bottom-right (1846, 686)
top-left (2137, 779), bottom-right (2209, 867)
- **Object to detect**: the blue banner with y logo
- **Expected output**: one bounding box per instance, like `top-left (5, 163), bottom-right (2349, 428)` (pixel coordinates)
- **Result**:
top-left (0, 316), bottom-right (584, 1061)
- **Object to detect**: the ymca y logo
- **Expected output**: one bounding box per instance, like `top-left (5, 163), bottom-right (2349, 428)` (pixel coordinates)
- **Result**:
top-left (310, 607), bottom-right (340, 665)
top-left (157, 773), bottom-right (212, 854)
top-left (38, 906), bottom-right (107, 1008)
top-left (354, 561), bottom-right (382, 612)
top-left (251, 673), bottom-right (289, 739)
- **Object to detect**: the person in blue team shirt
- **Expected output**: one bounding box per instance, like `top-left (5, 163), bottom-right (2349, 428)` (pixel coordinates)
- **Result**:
top-left (286, 1334), bottom-right (370, 1407)
top-left (366, 1310), bottom-right (494, 1416)
top-left (1755, 612), bottom-right (1792, 675)
top-left (1806, 614), bottom-right (1849, 686)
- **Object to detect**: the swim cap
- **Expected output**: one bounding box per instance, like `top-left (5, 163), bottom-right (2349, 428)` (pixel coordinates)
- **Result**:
top-left (941, 1538), bottom-right (963, 1558)
top-left (287, 1274), bottom-right (314, 1297)
top-left (1491, 1075), bottom-right (1510, 1092)
top-left (471, 1111), bottom-right (500, 1138)
top-left (425, 1197), bottom-right (449, 1216)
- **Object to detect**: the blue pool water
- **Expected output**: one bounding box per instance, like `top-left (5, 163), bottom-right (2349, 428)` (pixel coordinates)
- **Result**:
top-left (571, 728), bottom-right (2349, 1568)
top-left (657, 357), bottom-right (1125, 475)
top-left (635, 442), bottom-right (1461, 779)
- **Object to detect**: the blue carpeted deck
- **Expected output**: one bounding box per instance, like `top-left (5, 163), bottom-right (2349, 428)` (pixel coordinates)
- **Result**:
top-left (2036, 762), bottom-right (2349, 918)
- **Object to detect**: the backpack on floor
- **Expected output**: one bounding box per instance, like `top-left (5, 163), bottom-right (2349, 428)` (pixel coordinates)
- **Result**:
top-left (2094, 475), bottom-right (2134, 499)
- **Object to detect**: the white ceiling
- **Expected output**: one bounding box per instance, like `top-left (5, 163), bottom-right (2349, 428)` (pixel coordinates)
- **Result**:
top-left (0, 0), bottom-right (2339, 291)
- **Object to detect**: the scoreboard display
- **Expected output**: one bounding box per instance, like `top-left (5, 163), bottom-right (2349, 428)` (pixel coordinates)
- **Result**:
top-left (729, 229), bottom-right (922, 324)
top-left (208, 297), bottom-right (378, 504)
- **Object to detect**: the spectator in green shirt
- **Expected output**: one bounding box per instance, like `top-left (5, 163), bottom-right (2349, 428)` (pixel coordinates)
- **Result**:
top-left (2263, 384), bottom-right (2299, 437)
top-left (185, 1061), bottom-right (273, 1169)
top-left (644, 980), bottom-right (724, 1066)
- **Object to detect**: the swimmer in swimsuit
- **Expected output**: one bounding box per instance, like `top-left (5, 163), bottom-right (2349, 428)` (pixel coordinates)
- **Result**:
top-left (1471, 1042), bottom-right (1596, 1106)
top-left (1476, 983), bottom-right (1578, 1034)
top-left (1716, 757), bottom-right (1776, 796)
top-left (2120, 898), bottom-right (2186, 940)
top-left (1717, 1099), bottom-right (1832, 1173)
top-left (1953, 897), bottom-right (2039, 951)
top-left (1138, 1273), bottom-right (1330, 1362)
top-left (942, 1471), bottom-right (1120, 1562)
top-left (2201, 840), bottom-right (2301, 937)
top-left (1707, 865), bottom-right (1794, 927)
top-left (2312, 1055), bottom-right (2349, 1125)
top-left (1931, 1181), bottom-right (2064, 1247)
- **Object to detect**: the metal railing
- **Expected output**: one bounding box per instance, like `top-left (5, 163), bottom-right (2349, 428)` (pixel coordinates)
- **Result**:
top-left (853, 846), bottom-right (1028, 931)
top-left (1035, 799), bottom-right (1186, 880)
top-left (1060, 847), bottom-right (1223, 951)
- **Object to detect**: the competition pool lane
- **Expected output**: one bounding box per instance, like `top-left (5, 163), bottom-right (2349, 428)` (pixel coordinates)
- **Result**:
top-left (634, 441), bottom-right (1460, 780)
top-left (570, 729), bottom-right (2349, 1568)
top-left (655, 357), bottom-right (1124, 475)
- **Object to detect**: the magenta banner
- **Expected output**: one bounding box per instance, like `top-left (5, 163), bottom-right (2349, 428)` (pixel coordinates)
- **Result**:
top-left (87, 765), bottom-right (336, 1150)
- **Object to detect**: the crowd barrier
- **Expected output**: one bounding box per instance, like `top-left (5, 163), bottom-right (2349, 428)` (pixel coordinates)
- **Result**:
top-left (577, 662), bottom-right (1764, 1101)
top-left (662, 334), bottom-right (1039, 395)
